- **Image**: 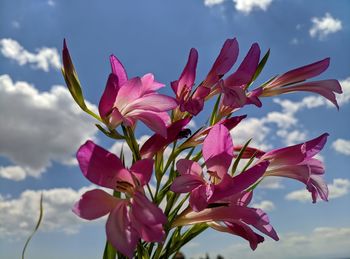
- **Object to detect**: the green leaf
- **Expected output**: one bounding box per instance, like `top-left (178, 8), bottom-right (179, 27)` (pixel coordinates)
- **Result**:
top-left (103, 241), bottom-right (117, 259)
top-left (22, 193), bottom-right (44, 259)
top-left (231, 138), bottom-right (252, 176)
top-left (96, 124), bottom-right (125, 140)
top-left (209, 94), bottom-right (222, 125)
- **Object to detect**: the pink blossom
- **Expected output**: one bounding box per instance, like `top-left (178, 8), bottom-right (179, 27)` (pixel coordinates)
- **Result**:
top-left (99, 55), bottom-right (177, 137)
top-left (73, 141), bottom-right (166, 258)
top-left (171, 124), bottom-right (269, 211)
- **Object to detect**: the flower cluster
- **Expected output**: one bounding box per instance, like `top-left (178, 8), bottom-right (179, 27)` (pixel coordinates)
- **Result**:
top-left (62, 37), bottom-right (342, 258)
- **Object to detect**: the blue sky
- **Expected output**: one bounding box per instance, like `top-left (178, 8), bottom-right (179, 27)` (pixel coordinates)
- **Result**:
top-left (0, 0), bottom-right (349, 258)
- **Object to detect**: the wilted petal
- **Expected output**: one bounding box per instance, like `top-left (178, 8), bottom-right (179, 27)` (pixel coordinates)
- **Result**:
top-left (204, 38), bottom-right (239, 87)
top-left (140, 118), bottom-right (191, 158)
top-left (77, 141), bottom-right (129, 189)
top-left (99, 73), bottom-right (120, 119)
top-left (110, 55), bottom-right (128, 86)
top-left (171, 174), bottom-right (204, 193)
top-left (73, 189), bottom-right (119, 220)
top-left (106, 201), bottom-right (138, 258)
top-left (130, 159), bottom-right (154, 186)
top-left (267, 58), bottom-right (330, 88)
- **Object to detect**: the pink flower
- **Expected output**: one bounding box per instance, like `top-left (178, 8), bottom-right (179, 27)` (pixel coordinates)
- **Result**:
top-left (261, 133), bottom-right (329, 203)
top-left (172, 38), bottom-right (239, 116)
top-left (72, 141), bottom-right (166, 258)
top-left (99, 55), bottom-right (177, 137)
top-left (172, 191), bottom-right (279, 250)
top-left (171, 124), bottom-right (269, 211)
top-left (262, 58), bottom-right (342, 109)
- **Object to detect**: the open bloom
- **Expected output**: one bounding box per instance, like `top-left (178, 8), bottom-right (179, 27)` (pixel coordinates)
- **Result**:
top-left (259, 133), bottom-right (329, 203)
top-left (172, 191), bottom-right (279, 250)
top-left (261, 58), bottom-right (342, 108)
top-left (72, 141), bottom-right (166, 258)
top-left (99, 55), bottom-right (177, 137)
top-left (171, 124), bottom-right (269, 211)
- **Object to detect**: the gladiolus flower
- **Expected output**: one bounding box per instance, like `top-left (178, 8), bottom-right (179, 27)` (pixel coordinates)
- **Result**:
top-left (171, 124), bottom-right (269, 211)
top-left (99, 55), bottom-right (177, 137)
top-left (172, 191), bottom-right (279, 250)
top-left (73, 141), bottom-right (166, 258)
top-left (261, 133), bottom-right (329, 203)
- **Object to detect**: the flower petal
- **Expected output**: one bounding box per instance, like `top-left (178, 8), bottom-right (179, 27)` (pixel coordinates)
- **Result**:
top-left (99, 73), bottom-right (120, 119)
top-left (72, 189), bottom-right (119, 220)
top-left (123, 94), bottom-right (177, 114)
top-left (77, 141), bottom-right (128, 189)
top-left (189, 184), bottom-right (214, 212)
top-left (204, 38), bottom-right (239, 87)
top-left (106, 201), bottom-right (138, 258)
top-left (140, 117), bottom-right (191, 158)
top-left (130, 110), bottom-right (169, 138)
top-left (176, 159), bottom-right (202, 176)
top-left (130, 159), bottom-right (154, 186)
top-left (171, 174), bottom-right (204, 193)
top-left (141, 73), bottom-right (164, 94)
top-left (115, 77), bottom-right (143, 111)
top-left (110, 55), bottom-right (128, 86)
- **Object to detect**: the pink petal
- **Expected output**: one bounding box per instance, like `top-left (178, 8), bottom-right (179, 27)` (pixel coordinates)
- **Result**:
top-left (114, 77), bottom-right (143, 111)
top-left (210, 161), bottom-right (269, 202)
top-left (267, 58), bottom-right (330, 88)
top-left (110, 55), bottom-right (128, 86)
top-left (280, 80), bottom-right (342, 109)
top-left (171, 174), bottom-right (205, 193)
top-left (130, 159), bottom-right (154, 186)
top-left (140, 117), bottom-right (191, 158)
top-left (132, 223), bottom-right (165, 242)
top-left (99, 74), bottom-right (120, 119)
top-left (141, 73), bottom-right (164, 94)
top-left (171, 48), bottom-right (198, 97)
top-left (77, 141), bottom-right (129, 189)
top-left (224, 43), bottom-right (260, 88)
top-left (221, 84), bottom-right (247, 108)
top-left (131, 192), bottom-right (167, 225)
top-left (203, 125), bottom-right (233, 176)
top-left (182, 97), bottom-right (205, 116)
top-left (106, 201), bottom-right (138, 258)
top-left (130, 110), bottom-right (169, 138)
top-left (72, 189), bottom-right (119, 220)
top-left (189, 184), bottom-right (214, 212)
top-left (123, 94), bottom-right (177, 114)
top-left (204, 38), bottom-right (239, 87)
top-left (221, 115), bottom-right (247, 131)
top-left (176, 159), bottom-right (203, 176)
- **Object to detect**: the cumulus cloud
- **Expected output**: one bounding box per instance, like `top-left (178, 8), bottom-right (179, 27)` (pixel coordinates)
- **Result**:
top-left (233, 0), bottom-right (273, 14)
top-left (332, 138), bottom-right (350, 155)
top-left (251, 200), bottom-right (275, 211)
top-left (286, 178), bottom-right (350, 202)
top-left (217, 226), bottom-right (350, 259)
top-left (309, 13), bottom-right (342, 40)
top-left (0, 74), bottom-right (98, 180)
top-left (0, 38), bottom-right (61, 72)
top-left (259, 178), bottom-right (284, 189)
top-left (0, 186), bottom-right (101, 239)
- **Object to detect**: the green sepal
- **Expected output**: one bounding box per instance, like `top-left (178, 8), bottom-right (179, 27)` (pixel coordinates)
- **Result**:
top-left (231, 138), bottom-right (252, 176)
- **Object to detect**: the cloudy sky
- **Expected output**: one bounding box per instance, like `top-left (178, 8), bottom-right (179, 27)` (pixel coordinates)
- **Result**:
top-left (0, 0), bottom-right (349, 258)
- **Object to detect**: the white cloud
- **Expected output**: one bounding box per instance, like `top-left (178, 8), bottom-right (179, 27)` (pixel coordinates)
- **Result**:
top-left (286, 178), bottom-right (350, 202)
top-left (251, 200), bottom-right (275, 211)
top-left (233, 0), bottom-right (273, 14)
top-left (204, 0), bottom-right (225, 7)
top-left (309, 13), bottom-right (342, 40)
top-left (0, 74), bottom-right (98, 180)
top-left (337, 77), bottom-right (350, 106)
top-left (276, 129), bottom-right (307, 146)
top-left (0, 186), bottom-right (100, 239)
top-left (332, 138), bottom-right (350, 155)
top-left (259, 178), bottom-right (284, 189)
top-left (216, 226), bottom-right (350, 259)
top-left (0, 38), bottom-right (61, 72)
top-left (0, 166), bottom-right (26, 181)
